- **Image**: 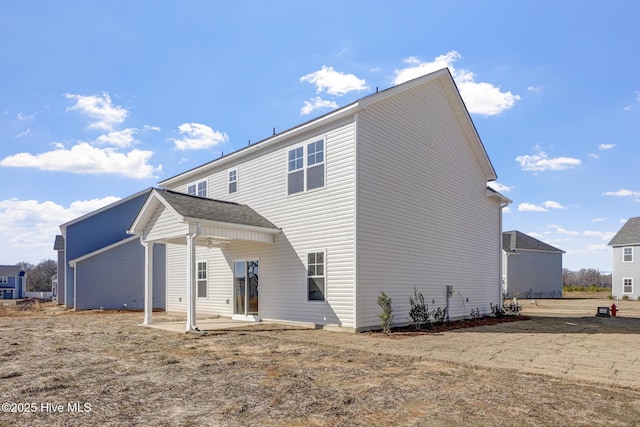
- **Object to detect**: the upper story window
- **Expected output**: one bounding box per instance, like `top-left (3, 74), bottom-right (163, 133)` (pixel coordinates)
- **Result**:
top-left (228, 168), bottom-right (238, 194)
top-left (623, 247), bottom-right (633, 262)
top-left (0, 277), bottom-right (7, 284)
top-left (188, 180), bottom-right (207, 197)
top-left (287, 139), bottom-right (325, 195)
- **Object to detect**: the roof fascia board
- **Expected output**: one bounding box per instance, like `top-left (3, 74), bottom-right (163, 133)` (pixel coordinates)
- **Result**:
top-left (182, 216), bottom-right (281, 235)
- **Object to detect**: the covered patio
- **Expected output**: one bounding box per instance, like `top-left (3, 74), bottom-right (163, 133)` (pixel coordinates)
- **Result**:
top-left (128, 188), bottom-right (281, 332)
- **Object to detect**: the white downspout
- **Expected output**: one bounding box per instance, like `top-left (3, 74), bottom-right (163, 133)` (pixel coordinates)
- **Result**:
top-left (185, 223), bottom-right (200, 332)
top-left (142, 238), bottom-right (154, 325)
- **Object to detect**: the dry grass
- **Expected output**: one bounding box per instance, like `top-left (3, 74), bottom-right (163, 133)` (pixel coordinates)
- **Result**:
top-left (0, 302), bottom-right (639, 426)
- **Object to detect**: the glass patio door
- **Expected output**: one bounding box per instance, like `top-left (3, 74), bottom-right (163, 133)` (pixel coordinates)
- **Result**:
top-left (234, 260), bottom-right (259, 316)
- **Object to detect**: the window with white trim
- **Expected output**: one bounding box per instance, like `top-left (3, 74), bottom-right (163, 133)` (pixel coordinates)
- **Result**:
top-left (0, 277), bottom-right (7, 284)
top-left (307, 251), bottom-right (325, 302)
top-left (188, 180), bottom-right (207, 197)
top-left (623, 247), bottom-right (633, 262)
top-left (228, 168), bottom-right (238, 194)
top-left (623, 277), bottom-right (633, 294)
top-left (287, 138), bottom-right (325, 195)
top-left (197, 261), bottom-right (207, 298)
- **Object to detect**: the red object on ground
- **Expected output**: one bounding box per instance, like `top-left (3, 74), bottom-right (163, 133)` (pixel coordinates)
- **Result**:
top-left (611, 304), bottom-right (617, 317)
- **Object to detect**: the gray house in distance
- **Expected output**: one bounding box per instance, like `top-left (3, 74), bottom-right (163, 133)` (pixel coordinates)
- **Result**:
top-left (608, 217), bottom-right (640, 299)
top-left (56, 188), bottom-right (166, 310)
top-left (502, 230), bottom-right (564, 298)
top-left (0, 265), bottom-right (26, 299)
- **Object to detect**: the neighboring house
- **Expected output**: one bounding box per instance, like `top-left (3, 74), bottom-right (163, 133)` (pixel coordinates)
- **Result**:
top-left (129, 68), bottom-right (510, 332)
top-left (608, 217), bottom-right (640, 299)
top-left (502, 230), bottom-right (564, 298)
top-left (0, 265), bottom-right (27, 299)
top-left (57, 188), bottom-right (166, 310)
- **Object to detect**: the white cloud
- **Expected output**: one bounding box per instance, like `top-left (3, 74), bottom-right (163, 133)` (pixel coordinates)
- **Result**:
top-left (96, 128), bottom-right (138, 148)
top-left (584, 230), bottom-right (616, 241)
top-left (598, 143), bottom-right (616, 150)
top-left (0, 196), bottom-right (120, 264)
top-left (518, 202), bottom-right (548, 212)
top-left (518, 200), bottom-right (566, 212)
top-left (17, 112), bottom-right (34, 121)
top-left (300, 97), bottom-right (339, 115)
top-left (487, 181), bottom-right (513, 192)
top-left (16, 128), bottom-right (31, 138)
top-left (603, 189), bottom-right (640, 198)
top-left (65, 92), bottom-right (128, 131)
top-left (543, 200), bottom-right (566, 209)
top-left (515, 146), bottom-right (581, 172)
top-left (592, 217), bottom-right (605, 222)
top-left (300, 66), bottom-right (368, 96)
top-left (393, 51), bottom-right (520, 116)
top-left (502, 206), bottom-right (511, 214)
top-left (170, 123), bottom-right (228, 151)
top-left (554, 227), bottom-right (578, 235)
top-left (527, 85), bottom-right (542, 93)
top-left (0, 142), bottom-right (161, 179)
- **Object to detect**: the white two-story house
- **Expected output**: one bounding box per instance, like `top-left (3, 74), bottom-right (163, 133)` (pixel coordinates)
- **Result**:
top-left (608, 217), bottom-right (640, 299)
top-left (129, 68), bottom-right (510, 332)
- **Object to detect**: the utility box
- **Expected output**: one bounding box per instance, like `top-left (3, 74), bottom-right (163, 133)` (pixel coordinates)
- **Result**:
top-left (596, 306), bottom-right (611, 317)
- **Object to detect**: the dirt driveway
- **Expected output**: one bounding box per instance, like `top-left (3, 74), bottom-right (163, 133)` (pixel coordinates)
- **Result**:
top-left (1, 298), bottom-right (639, 426)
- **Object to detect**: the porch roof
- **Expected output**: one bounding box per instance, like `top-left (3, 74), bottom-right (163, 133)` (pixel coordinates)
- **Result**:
top-left (128, 189), bottom-right (281, 244)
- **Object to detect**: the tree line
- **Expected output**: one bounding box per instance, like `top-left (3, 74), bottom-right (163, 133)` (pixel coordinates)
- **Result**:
top-left (17, 259), bottom-right (57, 292)
top-left (562, 268), bottom-right (611, 288)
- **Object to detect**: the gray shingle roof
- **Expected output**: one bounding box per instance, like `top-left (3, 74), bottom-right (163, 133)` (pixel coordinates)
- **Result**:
top-left (503, 231), bottom-right (564, 253)
top-left (608, 217), bottom-right (640, 246)
top-left (157, 189), bottom-right (279, 230)
top-left (0, 265), bottom-right (24, 276)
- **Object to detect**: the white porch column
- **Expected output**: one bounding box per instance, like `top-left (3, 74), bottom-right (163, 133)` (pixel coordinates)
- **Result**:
top-left (143, 241), bottom-right (154, 325)
top-left (185, 231), bottom-right (198, 332)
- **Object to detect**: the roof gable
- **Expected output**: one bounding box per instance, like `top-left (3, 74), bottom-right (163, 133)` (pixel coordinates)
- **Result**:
top-left (129, 189), bottom-right (279, 235)
top-left (503, 230), bottom-right (565, 253)
top-left (159, 68), bottom-right (497, 187)
top-left (608, 217), bottom-right (640, 246)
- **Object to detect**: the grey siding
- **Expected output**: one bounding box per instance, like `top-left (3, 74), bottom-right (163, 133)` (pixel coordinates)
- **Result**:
top-left (611, 245), bottom-right (640, 299)
top-left (355, 78), bottom-right (502, 329)
top-left (74, 239), bottom-right (165, 310)
top-left (504, 251), bottom-right (563, 298)
top-left (57, 250), bottom-right (65, 304)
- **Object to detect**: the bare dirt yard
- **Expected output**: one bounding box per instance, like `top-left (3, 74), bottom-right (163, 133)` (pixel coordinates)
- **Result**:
top-left (1, 297), bottom-right (640, 426)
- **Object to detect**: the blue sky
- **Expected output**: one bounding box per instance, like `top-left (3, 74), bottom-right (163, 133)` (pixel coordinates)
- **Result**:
top-left (1, 1), bottom-right (639, 271)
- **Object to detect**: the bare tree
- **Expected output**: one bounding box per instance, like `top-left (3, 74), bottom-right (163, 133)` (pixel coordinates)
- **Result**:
top-left (24, 259), bottom-right (57, 292)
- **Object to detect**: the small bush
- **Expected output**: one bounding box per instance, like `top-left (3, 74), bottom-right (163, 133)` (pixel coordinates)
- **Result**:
top-left (409, 287), bottom-right (429, 330)
top-left (622, 295), bottom-right (629, 300)
top-left (432, 307), bottom-right (448, 324)
top-left (377, 292), bottom-right (393, 334)
top-left (490, 301), bottom-right (522, 318)
top-left (470, 308), bottom-right (481, 319)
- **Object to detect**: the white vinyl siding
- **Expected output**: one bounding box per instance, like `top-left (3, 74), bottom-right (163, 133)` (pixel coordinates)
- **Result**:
top-left (611, 245), bottom-right (640, 299)
top-left (164, 121), bottom-right (356, 328)
top-left (355, 80), bottom-right (502, 329)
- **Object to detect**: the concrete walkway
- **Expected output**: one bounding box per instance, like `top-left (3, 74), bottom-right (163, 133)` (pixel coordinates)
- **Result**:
top-left (144, 317), bottom-right (258, 332)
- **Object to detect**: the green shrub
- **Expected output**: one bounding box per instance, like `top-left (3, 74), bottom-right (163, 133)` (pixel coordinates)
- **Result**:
top-left (409, 287), bottom-right (429, 330)
top-left (377, 291), bottom-right (394, 334)
top-left (622, 295), bottom-right (629, 300)
top-left (563, 285), bottom-right (610, 293)
top-left (490, 301), bottom-right (522, 318)
top-left (470, 308), bottom-right (481, 319)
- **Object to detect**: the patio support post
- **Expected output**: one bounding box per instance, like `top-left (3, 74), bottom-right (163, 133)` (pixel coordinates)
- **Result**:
top-left (142, 240), bottom-right (154, 325)
top-left (185, 226), bottom-right (198, 332)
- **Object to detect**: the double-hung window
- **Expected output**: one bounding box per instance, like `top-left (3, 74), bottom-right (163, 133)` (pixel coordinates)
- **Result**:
top-left (188, 180), bottom-right (207, 197)
top-left (623, 278), bottom-right (633, 294)
top-left (197, 261), bottom-right (207, 298)
top-left (228, 168), bottom-right (238, 194)
top-left (0, 277), bottom-right (7, 284)
top-left (623, 247), bottom-right (633, 262)
top-left (287, 139), bottom-right (325, 195)
top-left (307, 251), bottom-right (326, 302)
